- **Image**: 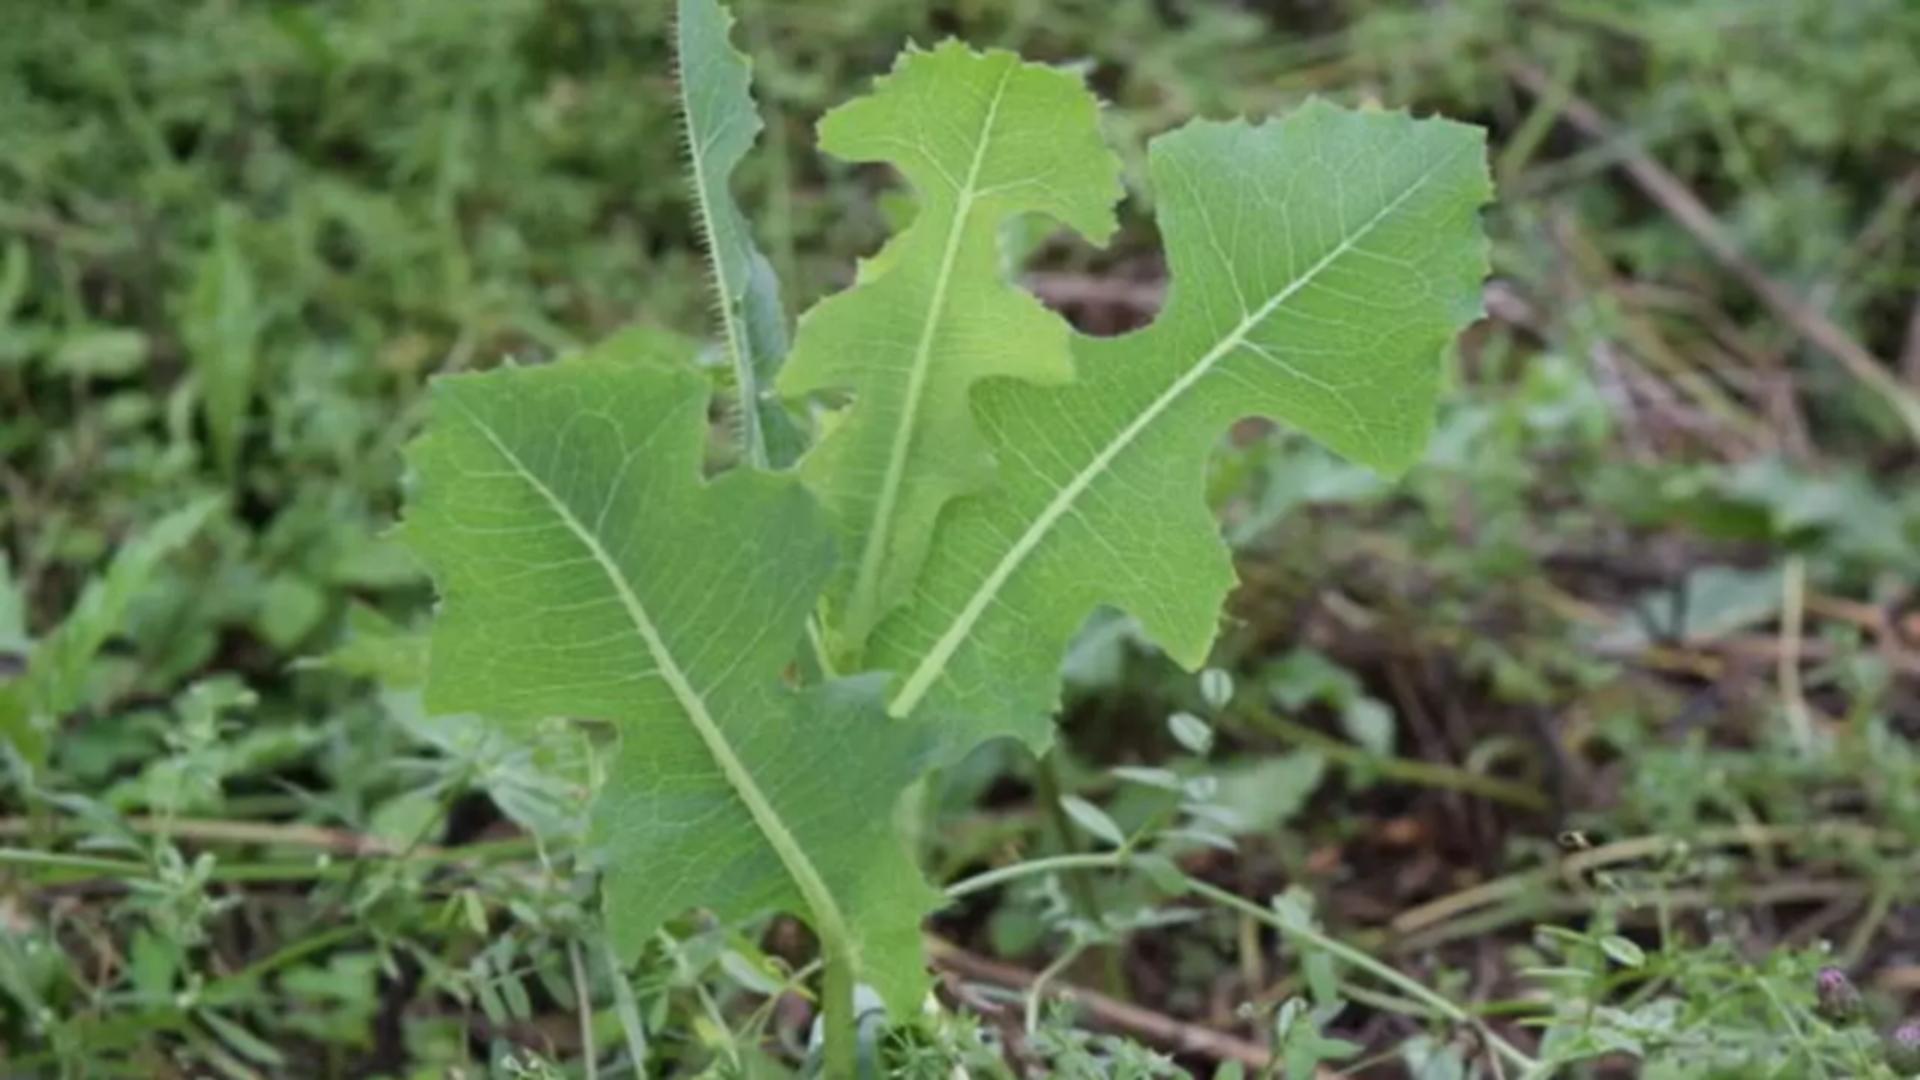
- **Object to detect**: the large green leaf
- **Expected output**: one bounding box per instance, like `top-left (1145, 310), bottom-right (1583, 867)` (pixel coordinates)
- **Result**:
top-left (677, 0), bottom-right (801, 467)
top-left (874, 103), bottom-right (1491, 752)
top-left (398, 360), bottom-right (940, 1014)
top-left (779, 43), bottom-right (1123, 659)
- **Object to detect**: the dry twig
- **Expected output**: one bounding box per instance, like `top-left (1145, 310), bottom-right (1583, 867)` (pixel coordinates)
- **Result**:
top-left (1506, 58), bottom-right (1920, 445)
top-left (0, 815), bottom-right (431, 857)
top-left (925, 935), bottom-right (1285, 1073)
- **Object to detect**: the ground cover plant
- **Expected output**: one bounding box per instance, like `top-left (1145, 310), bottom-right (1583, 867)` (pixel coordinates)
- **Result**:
top-left (4, 0), bottom-right (1920, 1077)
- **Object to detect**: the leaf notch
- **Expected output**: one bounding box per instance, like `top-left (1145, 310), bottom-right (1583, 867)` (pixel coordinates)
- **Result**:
top-left (780, 41), bottom-right (1125, 662)
top-left (871, 102), bottom-right (1492, 754)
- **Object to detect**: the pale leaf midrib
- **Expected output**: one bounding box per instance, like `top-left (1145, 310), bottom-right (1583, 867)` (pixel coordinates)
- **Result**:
top-left (887, 148), bottom-right (1462, 717)
top-left (678, 6), bottom-right (765, 468)
top-left (846, 58), bottom-right (1017, 637)
top-left (450, 397), bottom-right (854, 953)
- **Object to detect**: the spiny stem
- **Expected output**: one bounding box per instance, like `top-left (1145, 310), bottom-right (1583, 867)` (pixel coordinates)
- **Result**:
top-left (676, 0), bottom-right (766, 470)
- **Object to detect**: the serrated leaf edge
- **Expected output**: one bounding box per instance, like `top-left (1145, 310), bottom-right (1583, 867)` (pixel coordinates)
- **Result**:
top-left (676, 0), bottom-right (776, 467)
top-left (840, 54), bottom-right (1019, 655)
top-left (440, 391), bottom-right (861, 971)
top-left (887, 120), bottom-right (1477, 718)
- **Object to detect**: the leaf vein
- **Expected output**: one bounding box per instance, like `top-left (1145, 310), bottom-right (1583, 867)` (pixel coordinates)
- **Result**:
top-left (888, 144), bottom-right (1467, 716)
top-left (446, 395), bottom-right (858, 958)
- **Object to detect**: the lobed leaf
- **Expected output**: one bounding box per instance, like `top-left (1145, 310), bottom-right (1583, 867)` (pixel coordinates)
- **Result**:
top-left (677, 0), bottom-right (802, 467)
top-left (398, 360), bottom-right (940, 1014)
top-left (779, 42), bottom-right (1123, 660)
top-left (873, 102), bottom-right (1491, 752)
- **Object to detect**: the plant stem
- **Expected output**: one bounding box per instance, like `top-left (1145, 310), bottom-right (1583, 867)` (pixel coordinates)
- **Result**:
top-left (941, 850), bottom-right (1542, 1075)
top-left (601, 936), bottom-right (651, 1074)
top-left (0, 813), bottom-right (475, 856)
top-left (1235, 708), bottom-right (1548, 811)
top-left (1180, 875), bottom-right (1541, 1075)
top-left (1031, 757), bottom-right (1105, 915)
top-left (207, 924), bottom-right (365, 1000)
top-left (1779, 555), bottom-right (1813, 751)
top-left (946, 851), bottom-right (1129, 900)
top-left (567, 938), bottom-right (599, 1080)
top-left (1031, 753), bottom-right (1126, 996)
top-left (0, 835), bottom-right (537, 889)
top-left (820, 946), bottom-right (857, 1077)
top-left (0, 847), bottom-right (146, 877)
top-left (661, 929), bottom-right (744, 1070)
top-left (1754, 973), bottom-right (1826, 1080)
top-left (1025, 941), bottom-right (1086, 1035)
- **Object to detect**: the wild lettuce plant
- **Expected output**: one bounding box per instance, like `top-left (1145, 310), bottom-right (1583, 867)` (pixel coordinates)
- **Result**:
top-left (395, 0), bottom-right (1490, 1071)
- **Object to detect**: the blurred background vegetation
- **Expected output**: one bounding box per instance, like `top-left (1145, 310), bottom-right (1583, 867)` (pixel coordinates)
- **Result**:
top-left (3, 0), bottom-right (1919, 1076)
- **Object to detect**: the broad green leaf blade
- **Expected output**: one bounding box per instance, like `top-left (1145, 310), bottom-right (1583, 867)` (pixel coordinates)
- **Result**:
top-left (398, 360), bottom-right (940, 1014)
top-left (677, 0), bottom-right (801, 467)
top-left (595, 674), bottom-right (937, 1005)
top-left (875, 102), bottom-right (1490, 751)
top-left (779, 43), bottom-right (1122, 659)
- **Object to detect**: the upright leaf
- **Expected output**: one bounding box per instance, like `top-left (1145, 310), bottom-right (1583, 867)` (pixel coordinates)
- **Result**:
top-left (399, 360), bottom-right (940, 1014)
top-left (0, 554), bottom-right (24, 658)
top-left (677, 0), bottom-right (801, 467)
top-left (874, 103), bottom-right (1490, 752)
top-left (779, 43), bottom-right (1123, 658)
top-left (0, 497), bottom-right (220, 765)
top-left (183, 206), bottom-right (259, 479)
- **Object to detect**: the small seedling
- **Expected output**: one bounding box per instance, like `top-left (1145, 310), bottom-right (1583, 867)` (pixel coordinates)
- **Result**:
top-left (395, 0), bottom-right (1489, 1070)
